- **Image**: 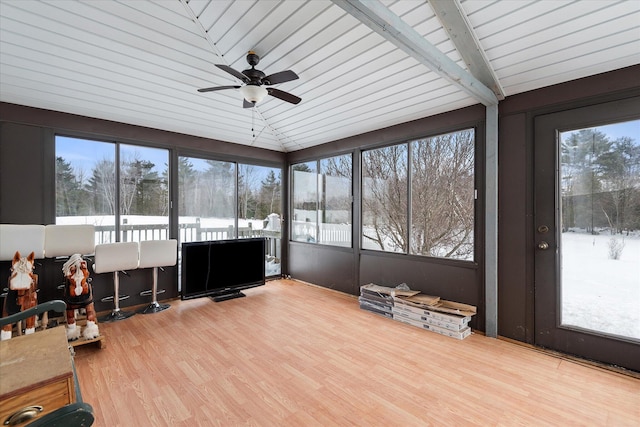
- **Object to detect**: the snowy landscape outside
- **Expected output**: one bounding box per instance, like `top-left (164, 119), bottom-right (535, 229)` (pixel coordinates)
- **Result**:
top-left (561, 230), bottom-right (640, 339)
top-left (559, 120), bottom-right (640, 340)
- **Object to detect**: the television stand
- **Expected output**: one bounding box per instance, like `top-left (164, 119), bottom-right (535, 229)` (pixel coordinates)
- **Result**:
top-left (211, 292), bottom-right (246, 302)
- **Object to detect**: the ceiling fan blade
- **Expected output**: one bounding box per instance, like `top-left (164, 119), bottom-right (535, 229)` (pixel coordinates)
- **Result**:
top-left (215, 64), bottom-right (249, 83)
top-left (263, 70), bottom-right (299, 85)
top-left (197, 85), bottom-right (240, 93)
top-left (267, 88), bottom-right (301, 104)
top-left (243, 99), bottom-right (255, 109)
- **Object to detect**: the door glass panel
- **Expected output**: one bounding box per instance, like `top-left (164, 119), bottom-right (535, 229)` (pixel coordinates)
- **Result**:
top-left (559, 120), bottom-right (640, 340)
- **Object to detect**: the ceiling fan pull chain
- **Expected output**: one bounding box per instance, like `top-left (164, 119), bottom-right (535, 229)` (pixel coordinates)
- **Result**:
top-left (252, 106), bottom-right (255, 138)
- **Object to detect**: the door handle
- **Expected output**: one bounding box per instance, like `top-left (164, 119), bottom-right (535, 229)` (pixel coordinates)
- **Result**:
top-left (538, 241), bottom-right (549, 250)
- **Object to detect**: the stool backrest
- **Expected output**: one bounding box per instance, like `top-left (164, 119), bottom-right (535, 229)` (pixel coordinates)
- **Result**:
top-left (44, 224), bottom-right (95, 257)
top-left (0, 224), bottom-right (45, 260)
top-left (138, 239), bottom-right (177, 269)
top-left (93, 242), bottom-right (139, 274)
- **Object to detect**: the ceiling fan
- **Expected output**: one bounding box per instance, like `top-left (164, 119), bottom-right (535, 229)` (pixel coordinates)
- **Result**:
top-left (198, 51), bottom-right (302, 108)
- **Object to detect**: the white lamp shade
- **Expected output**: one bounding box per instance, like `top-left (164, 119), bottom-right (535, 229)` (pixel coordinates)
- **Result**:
top-left (240, 85), bottom-right (268, 103)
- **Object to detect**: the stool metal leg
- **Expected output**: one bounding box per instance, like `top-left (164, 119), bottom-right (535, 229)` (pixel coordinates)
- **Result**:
top-left (138, 267), bottom-right (170, 314)
top-left (99, 271), bottom-right (136, 322)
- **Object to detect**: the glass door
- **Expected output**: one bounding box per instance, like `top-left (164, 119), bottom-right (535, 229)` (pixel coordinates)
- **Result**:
top-left (534, 98), bottom-right (640, 372)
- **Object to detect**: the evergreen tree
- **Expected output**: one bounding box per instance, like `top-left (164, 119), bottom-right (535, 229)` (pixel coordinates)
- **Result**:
top-left (56, 156), bottom-right (82, 216)
top-left (178, 157), bottom-right (197, 216)
top-left (258, 170), bottom-right (281, 218)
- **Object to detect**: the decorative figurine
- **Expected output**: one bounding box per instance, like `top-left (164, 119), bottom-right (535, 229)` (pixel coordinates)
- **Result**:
top-left (62, 253), bottom-right (100, 341)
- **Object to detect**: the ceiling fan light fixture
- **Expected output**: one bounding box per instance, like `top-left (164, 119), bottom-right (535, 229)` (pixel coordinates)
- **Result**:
top-left (240, 85), bottom-right (268, 104)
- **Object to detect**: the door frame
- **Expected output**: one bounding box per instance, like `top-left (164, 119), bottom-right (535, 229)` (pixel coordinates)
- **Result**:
top-left (533, 96), bottom-right (640, 372)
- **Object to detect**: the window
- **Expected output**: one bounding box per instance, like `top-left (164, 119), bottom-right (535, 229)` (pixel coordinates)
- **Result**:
top-left (361, 129), bottom-right (475, 261)
top-left (559, 120), bottom-right (640, 338)
top-left (55, 136), bottom-right (169, 245)
top-left (178, 156), bottom-right (236, 242)
top-left (238, 164), bottom-right (283, 276)
top-left (319, 156), bottom-right (353, 247)
top-left (56, 137), bottom-right (115, 230)
top-left (238, 164), bottom-right (282, 234)
top-left (119, 144), bottom-right (169, 242)
top-left (410, 131), bottom-right (475, 259)
top-left (291, 161), bottom-right (318, 242)
top-left (362, 145), bottom-right (408, 253)
top-left (291, 154), bottom-right (353, 247)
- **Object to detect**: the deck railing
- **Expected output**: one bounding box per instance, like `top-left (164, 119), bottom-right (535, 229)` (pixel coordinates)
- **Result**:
top-left (291, 221), bottom-right (351, 246)
top-left (94, 223), bottom-right (281, 260)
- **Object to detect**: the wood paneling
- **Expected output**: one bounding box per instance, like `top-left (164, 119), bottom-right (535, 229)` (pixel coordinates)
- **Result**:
top-left (497, 112), bottom-right (531, 343)
top-left (288, 243), bottom-right (357, 294)
top-left (0, 122), bottom-right (46, 224)
top-left (74, 280), bottom-right (640, 426)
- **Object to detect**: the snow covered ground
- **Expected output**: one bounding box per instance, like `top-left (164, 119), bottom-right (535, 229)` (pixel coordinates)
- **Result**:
top-left (561, 231), bottom-right (640, 339)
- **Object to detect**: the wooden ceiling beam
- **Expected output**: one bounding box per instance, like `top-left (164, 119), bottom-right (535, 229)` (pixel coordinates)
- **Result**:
top-left (332, 0), bottom-right (499, 107)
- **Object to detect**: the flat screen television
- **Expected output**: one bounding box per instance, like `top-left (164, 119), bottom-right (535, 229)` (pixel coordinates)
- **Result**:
top-left (181, 237), bottom-right (266, 302)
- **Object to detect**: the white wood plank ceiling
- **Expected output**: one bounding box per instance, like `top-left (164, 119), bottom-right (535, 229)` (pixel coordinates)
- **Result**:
top-left (1, 0), bottom-right (638, 152)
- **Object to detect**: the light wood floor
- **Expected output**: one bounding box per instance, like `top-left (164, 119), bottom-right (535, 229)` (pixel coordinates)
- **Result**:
top-left (73, 279), bottom-right (640, 426)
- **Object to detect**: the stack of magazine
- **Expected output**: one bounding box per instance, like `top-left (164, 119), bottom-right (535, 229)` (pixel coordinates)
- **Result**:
top-left (358, 283), bottom-right (476, 340)
top-left (358, 283), bottom-right (395, 318)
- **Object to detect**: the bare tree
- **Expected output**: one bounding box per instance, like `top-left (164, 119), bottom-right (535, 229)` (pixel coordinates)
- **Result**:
top-left (361, 129), bottom-right (475, 260)
top-left (411, 131), bottom-right (474, 258)
top-left (238, 164), bottom-right (258, 219)
top-left (88, 157), bottom-right (116, 215)
top-left (362, 145), bottom-right (408, 252)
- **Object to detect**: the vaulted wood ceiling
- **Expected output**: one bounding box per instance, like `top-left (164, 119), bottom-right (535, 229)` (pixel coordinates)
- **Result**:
top-left (1, 0), bottom-right (638, 152)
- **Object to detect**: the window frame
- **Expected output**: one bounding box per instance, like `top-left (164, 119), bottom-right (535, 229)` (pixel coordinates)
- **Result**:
top-left (290, 153), bottom-right (354, 248)
top-left (360, 127), bottom-right (477, 263)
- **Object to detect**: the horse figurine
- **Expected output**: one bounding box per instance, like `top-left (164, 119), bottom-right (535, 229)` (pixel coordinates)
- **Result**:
top-left (1, 251), bottom-right (42, 340)
top-left (62, 253), bottom-right (99, 341)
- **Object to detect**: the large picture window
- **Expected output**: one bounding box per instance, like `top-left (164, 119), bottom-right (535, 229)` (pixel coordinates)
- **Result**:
top-left (361, 129), bottom-right (475, 261)
top-left (291, 154), bottom-right (353, 247)
top-left (55, 136), bottom-right (169, 244)
top-left (410, 131), bottom-right (475, 259)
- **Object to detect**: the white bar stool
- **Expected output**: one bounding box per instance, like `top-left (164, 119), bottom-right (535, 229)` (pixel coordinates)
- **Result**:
top-left (93, 242), bottom-right (139, 322)
top-left (44, 224), bottom-right (95, 258)
top-left (0, 224), bottom-right (46, 260)
top-left (137, 239), bottom-right (177, 314)
top-left (44, 224), bottom-right (96, 293)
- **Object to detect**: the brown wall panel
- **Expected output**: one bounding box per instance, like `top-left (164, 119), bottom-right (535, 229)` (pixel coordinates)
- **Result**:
top-left (288, 243), bottom-right (357, 295)
top-left (497, 113), bottom-right (532, 342)
top-left (0, 103), bottom-right (286, 164)
top-left (0, 122), bottom-right (47, 224)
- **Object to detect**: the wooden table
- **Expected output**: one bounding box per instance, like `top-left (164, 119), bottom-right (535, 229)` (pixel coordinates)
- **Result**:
top-left (0, 326), bottom-right (76, 426)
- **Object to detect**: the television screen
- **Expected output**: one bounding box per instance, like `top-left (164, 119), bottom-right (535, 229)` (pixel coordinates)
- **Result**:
top-left (181, 238), bottom-right (266, 301)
